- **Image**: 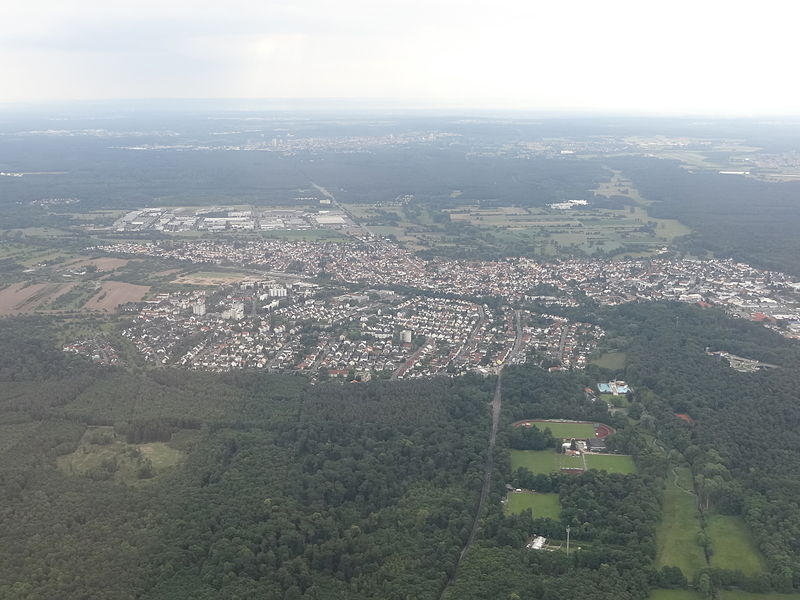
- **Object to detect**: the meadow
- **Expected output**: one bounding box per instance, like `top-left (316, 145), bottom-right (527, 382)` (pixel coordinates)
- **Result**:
top-left (505, 491), bottom-right (561, 520)
top-left (655, 466), bottom-right (706, 579)
top-left (707, 515), bottom-right (766, 575)
top-left (584, 454), bottom-right (636, 474)
top-left (516, 420), bottom-right (597, 438)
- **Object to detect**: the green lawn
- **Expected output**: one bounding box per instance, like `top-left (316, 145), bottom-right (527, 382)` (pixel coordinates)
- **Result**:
top-left (505, 492), bottom-right (560, 520)
top-left (511, 450), bottom-right (560, 474)
top-left (510, 450), bottom-right (584, 474)
top-left (650, 590), bottom-right (703, 600)
top-left (707, 515), bottom-right (766, 574)
top-left (721, 592), bottom-right (800, 600)
top-left (655, 466), bottom-right (706, 579)
top-left (584, 454), bottom-right (636, 474)
top-left (592, 351), bottom-right (627, 370)
top-left (525, 420), bottom-right (596, 439)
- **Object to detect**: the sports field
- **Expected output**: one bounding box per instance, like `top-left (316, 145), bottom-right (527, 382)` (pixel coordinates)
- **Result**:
top-left (707, 515), bottom-right (766, 575)
top-left (655, 467), bottom-right (705, 579)
top-left (510, 450), bottom-right (583, 474)
top-left (650, 590), bottom-right (702, 600)
top-left (505, 492), bottom-right (560, 520)
top-left (584, 454), bottom-right (636, 474)
top-left (720, 592), bottom-right (800, 600)
top-left (514, 420), bottom-right (597, 439)
top-left (591, 351), bottom-right (627, 370)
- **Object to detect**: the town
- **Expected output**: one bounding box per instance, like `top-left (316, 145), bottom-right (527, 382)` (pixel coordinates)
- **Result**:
top-left (98, 234), bottom-right (800, 340)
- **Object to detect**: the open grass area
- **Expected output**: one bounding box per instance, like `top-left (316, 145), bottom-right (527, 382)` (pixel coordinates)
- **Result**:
top-left (707, 515), bottom-right (766, 575)
top-left (505, 492), bottom-right (560, 520)
top-left (57, 426), bottom-right (186, 484)
top-left (510, 449), bottom-right (560, 474)
top-left (518, 420), bottom-right (597, 439)
top-left (584, 454), bottom-right (636, 474)
top-left (650, 590), bottom-right (703, 600)
top-left (721, 592), bottom-right (800, 600)
top-left (510, 449), bottom-right (583, 474)
top-left (592, 351), bottom-right (627, 370)
top-left (655, 466), bottom-right (706, 579)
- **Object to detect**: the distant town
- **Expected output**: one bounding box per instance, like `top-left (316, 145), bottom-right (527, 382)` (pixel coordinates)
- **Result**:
top-left (77, 233), bottom-right (800, 378)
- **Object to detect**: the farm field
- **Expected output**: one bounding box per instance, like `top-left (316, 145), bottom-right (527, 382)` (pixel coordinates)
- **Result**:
top-left (591, 351), bottom-right (627, 370)
top-left (82, 281), bottom-right (150, 311)
top-left (0, 282), bottom-right (76, 315)
top-left (172, 271), bottom-right (256, 285)
top-left (584, 454), bottom-right (636, 474)
top-left (514, 420), bottom-right (598, 439)
top-left (505, 492), bottom-right (560, 520)
top-left (707, 515), bottom-right (766, 575)
top-left (655, 466), bottom-right (706, 579)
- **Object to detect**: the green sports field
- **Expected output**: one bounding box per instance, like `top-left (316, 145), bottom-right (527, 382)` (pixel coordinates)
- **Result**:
top-left (521, 421), bottom-right (596, 439)
top-left (655, 466), bottom-right (705, 579)
top-left (650, 590), bottom-right (702, 600)
top-left (707, 515), bottom-right (766, 575)
top-left (584, 454), bottom-right (636, 474)
top-left (510, 450), bottom-right (583, 474)
top-left (505, 492), bottom-right (560, 520)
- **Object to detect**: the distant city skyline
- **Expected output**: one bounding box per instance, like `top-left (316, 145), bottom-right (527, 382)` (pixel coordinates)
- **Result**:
top-left (2, 0), bottom-right (799, 115)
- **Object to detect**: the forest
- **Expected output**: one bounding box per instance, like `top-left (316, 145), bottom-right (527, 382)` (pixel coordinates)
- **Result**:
top-left (4, 299), bottom-right (800, 599)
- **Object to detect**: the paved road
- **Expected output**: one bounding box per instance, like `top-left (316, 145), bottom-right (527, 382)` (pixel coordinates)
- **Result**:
top-left (439, 374), bottom-right (502, 599)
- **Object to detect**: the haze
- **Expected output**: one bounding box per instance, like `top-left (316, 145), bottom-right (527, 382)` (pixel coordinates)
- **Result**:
top-left (1, 0), bottom-right (799, 115)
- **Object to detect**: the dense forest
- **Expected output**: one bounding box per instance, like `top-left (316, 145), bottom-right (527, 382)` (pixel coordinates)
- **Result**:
top-left (0, 317), bottom-right (496, 599)
top-left (613, 156), bottom-right (800, 276)
top-left (4, 301), bottom-right (800, 599)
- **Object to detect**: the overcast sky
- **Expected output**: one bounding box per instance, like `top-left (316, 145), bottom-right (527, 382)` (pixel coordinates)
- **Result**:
top-left (2, 0), bottom-right (798, 114)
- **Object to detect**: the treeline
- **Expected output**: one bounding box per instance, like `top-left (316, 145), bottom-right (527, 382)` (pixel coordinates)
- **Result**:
top-left (0, 316), bottom-right (501, 599)
top-left (613, 302), bottom-right (800, 591)
top-left (612, 156), bottom-right (800, 276)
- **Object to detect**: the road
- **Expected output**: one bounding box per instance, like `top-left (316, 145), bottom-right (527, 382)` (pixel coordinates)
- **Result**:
top-left (439, 373), bottom-right (502, 599)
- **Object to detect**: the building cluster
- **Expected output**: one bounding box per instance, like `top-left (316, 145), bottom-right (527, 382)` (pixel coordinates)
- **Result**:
top-left (118, 283), bottom-right (603, 378)
top-left (112, 207), bottom-right (352, 233)
top-left (63, 336), bottom-right (123, 366)
top-left (98, 236), bottom-right (800, 340)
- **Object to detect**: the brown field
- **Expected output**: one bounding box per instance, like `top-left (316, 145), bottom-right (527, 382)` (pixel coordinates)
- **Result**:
top-left (82, 281), bottom-right (150, 311)
top-left (0, 282), bottom-right (75, 315)
top-left (172, 271), bottom-right (252, 286)
top-left (66, 257), bottom-right (130, 272)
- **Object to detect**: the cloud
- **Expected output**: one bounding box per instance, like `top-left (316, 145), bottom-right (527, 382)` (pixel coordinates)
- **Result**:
top-left (1, 0), bottom-right (799, 114)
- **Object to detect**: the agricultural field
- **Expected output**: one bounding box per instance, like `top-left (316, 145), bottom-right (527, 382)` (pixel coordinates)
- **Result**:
top-left (655, 466), bottom-right (706, 579)
top-left (0, 282), bottom-right (77, 314)
top-left (583, 454), bottom-right (636, 474)
top-left (591, 351), bottom-right (627, 370)
top-left (514, 420), bottom-right (598, 439)
top-left (707, 515), bottom-right (766, 575)
top-left (57, 426), bottom-right (188, 485)
top-left (172, 270), bottom-right (257, 285)
top-left (82, 281), bottom-right (150, 311)
top-left (505, 491), bottom-right (560, 520)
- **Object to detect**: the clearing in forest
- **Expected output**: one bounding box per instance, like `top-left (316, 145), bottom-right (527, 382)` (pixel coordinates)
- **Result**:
top-left (512, 419), bottom-right (601, 439)
top-left (655, 466), bottom-right (706, 579)
top-left (504, 491), bottom-right (560, 520)
top-left (583, 454), bottom-right (636, 474)
top-left (707, 515), bottom-right (766, 575)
